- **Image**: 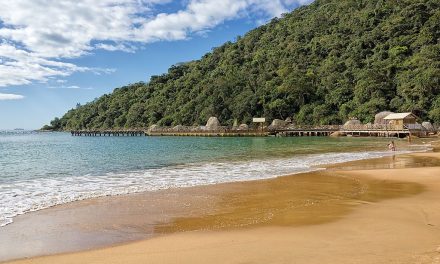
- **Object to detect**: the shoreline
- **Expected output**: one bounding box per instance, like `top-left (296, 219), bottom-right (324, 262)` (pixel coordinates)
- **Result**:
top-left (3, 143), bottom-right (416, 229)
top-left (1, 144), bottom-right (440, 263)
top-left (1, 140), bottom-right (429, 229)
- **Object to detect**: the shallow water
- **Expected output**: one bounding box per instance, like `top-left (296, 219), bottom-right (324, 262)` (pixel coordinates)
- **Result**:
top-left (0, 131), bottom-right (430, 227)
top-left (0, 164), bottom-right (425, 261)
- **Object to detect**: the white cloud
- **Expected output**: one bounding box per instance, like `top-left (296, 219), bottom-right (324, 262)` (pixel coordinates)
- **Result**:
top-left (0, 43), bottom-right (87, 86)
top-left (47, 84), bottom-right (94, 90)
top-left (283, 0), bottom-right (314, 5)
top-left (95, 43), bottom-right (137, 53)
top-left (0, 93), bottom-right (25, 100)
top-left (0, 43), bottom-right (113, 86)
top-left (0, 0), bottom-right (313, 87)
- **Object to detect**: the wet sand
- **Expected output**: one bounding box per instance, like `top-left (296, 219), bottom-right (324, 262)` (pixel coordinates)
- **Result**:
top-left (3, 150), bottom-right (440, 263)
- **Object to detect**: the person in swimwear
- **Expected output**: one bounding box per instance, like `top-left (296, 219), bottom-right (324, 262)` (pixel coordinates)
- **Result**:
top-left (388, 141), bottom-right (396, 151)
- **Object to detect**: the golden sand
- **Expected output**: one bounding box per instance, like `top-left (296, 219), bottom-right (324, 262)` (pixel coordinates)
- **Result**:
top-left (4, 152), bottom-right (440, 264)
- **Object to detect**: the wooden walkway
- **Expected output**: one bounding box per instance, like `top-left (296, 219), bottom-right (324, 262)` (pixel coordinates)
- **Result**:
top-left (71, 130), bottom-right (145, 136)
top-left (340, 129), bottom-right (411, 138)
top-left (71, 130), bottom-right (268, 137)
top-left (270, 128), bottom-right (338, 137)
top-left (70, 127), bottom-right (337, 137)
top-left (70, 125), bottom-right (422, 138)
top-left (146, 130), bottom-right (268, 137)
top-left (339, 124), bottom-right (425, 138)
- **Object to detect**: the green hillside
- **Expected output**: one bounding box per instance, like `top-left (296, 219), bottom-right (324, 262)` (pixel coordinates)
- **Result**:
top-left (47, 0), bottom-right (440, 130)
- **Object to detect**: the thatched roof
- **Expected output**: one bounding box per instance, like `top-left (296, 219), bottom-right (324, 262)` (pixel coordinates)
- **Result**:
top-left (383, 113), bottom-right (417, 120)
top-left (343, 119), bottom-right (361, 127)
top-left (172, 125), bottom-right (184, 131)
top-left (422, 122), bottom-right (434, 131)
top-left (206, 117), bottom-right (220, 129)
top-left (238, 124), bottom-right (249, 130)
top-left (269, 119), bottom-right (286, 129)
top-left (374, 111), bottom-right (394, 124)
top-left (148, 124), bottom-right (159, 131)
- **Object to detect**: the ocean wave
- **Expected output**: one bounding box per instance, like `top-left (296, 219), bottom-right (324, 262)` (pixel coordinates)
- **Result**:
top-left (0, 150), bottom-right (414, 227)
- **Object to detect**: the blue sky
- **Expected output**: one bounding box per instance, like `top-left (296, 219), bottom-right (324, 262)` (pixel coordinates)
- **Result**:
top-left (0, 0), bottom-right (312, 129)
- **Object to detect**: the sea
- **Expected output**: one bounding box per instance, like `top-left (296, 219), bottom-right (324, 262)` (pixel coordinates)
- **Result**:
top-left (0, 130), bottom-right (430, 228)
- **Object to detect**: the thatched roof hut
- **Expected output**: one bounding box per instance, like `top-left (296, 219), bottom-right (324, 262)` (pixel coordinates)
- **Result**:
top-left (148, 124), bottom-right (159, 132)
top-left (269, 119), bottom-right (286, 129)
top-left (343, 119), bottom-right (361, 129)
top-left (383, 113), bottom-right (419, 130)
top-left (238, 124), bottom-right (249, 130)
top-left (422, 121), bottom-right (434, 131)
top-left (172, 125), bottom-right (184, 131)
top-left (206, 117), bottom-right (220, 130)
top-left (375, 111), bottom-right (394, 124)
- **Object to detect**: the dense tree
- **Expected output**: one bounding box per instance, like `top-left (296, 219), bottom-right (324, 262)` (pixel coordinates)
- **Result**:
top-left (46, 0), bottom-right (440, 130)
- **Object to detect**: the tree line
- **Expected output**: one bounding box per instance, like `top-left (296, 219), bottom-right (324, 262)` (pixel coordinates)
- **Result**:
top-left (44, 0), bottom-right (440, 131)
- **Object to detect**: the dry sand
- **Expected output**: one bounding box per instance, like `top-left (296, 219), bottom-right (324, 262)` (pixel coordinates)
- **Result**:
top-left (4, 152), bottom-right (440, 264)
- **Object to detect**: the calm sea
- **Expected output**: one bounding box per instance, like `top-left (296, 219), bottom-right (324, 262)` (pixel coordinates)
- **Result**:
top-left (0, 131), bottom-right (428, 227)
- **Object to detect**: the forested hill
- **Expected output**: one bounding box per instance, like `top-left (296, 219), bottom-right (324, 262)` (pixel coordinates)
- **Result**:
top-left (47, 0), bottom-right (440, 130)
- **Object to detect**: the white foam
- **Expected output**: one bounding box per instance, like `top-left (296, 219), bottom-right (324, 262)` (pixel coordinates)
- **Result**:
top-left (0, 150), bottom-right (412, 227)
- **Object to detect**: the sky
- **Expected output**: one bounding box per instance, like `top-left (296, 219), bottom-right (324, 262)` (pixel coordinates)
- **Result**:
top-left (0, 0), bottom-right (313, 129)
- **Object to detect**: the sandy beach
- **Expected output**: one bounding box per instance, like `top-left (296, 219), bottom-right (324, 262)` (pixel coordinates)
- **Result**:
top-left (3, 148), bottom-right (440, 264)
top-left (2, 0), bottom-right (439, 262)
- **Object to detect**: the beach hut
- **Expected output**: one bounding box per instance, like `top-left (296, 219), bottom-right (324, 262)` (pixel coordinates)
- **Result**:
top-left (374, 111), bottom-right (394, 125)
top-left (269, 119), bottom-right (287, 129)
top-left (148, 124), bottom-right (160, 132)
top-left (422, 121), bottom-right (434, 132)
top-left (238, 124), bottom-right (249, 130)
top-left (172, 125), bottom-right (184, 132)
top-left (343, 118), bottom-right (361, 129)
top-left (206, 117), bottom-right (221, 130)
top-left (383, 113), bottom-right (418, 130)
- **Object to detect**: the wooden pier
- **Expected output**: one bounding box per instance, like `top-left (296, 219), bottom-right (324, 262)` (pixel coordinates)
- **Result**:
top-left (340, 129), bottom-right (411, 138)
top-left (339, 124), bottom-right (426, 138)
top-left (70, 127), bottom-right (335, 137)
top-left (70, 129), bottom-right (268, 137)
top-left (71, 130), bottom-right (145, 136)
top-left (146, 130), bottom-right (268, 137)
top-left (70, 125), bottom-right (426, 138)
top-left (270, 128), bottom-right (338, 137)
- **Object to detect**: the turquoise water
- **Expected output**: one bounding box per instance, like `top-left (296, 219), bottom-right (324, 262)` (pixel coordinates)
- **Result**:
top-left (0, 131), bottom-right (427, 227)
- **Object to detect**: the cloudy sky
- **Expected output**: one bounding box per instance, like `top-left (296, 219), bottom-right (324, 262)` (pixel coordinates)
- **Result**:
top-left (0, 0), bottom-right (312, 129)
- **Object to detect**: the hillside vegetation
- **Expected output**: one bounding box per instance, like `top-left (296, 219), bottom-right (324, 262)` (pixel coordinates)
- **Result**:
top-left (47, 0), bottom-right (440, 130)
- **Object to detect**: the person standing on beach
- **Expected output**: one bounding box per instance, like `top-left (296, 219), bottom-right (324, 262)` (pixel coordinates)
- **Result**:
top-left (388, 141), bottom-right (396, 151)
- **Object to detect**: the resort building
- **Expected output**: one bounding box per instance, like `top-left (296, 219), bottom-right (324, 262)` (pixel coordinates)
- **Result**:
top-left (383, 112), bottom-right (419, 130)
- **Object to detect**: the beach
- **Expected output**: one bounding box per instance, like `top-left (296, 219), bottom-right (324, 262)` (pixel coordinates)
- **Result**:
top-left (2, 0), bottom-right (439, 262)
top-left (3, 146), bottom-right (440, 264)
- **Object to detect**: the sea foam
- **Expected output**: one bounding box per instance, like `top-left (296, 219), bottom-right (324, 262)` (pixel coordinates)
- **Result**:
top-left (0, 150), bottom-right (411, 227)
